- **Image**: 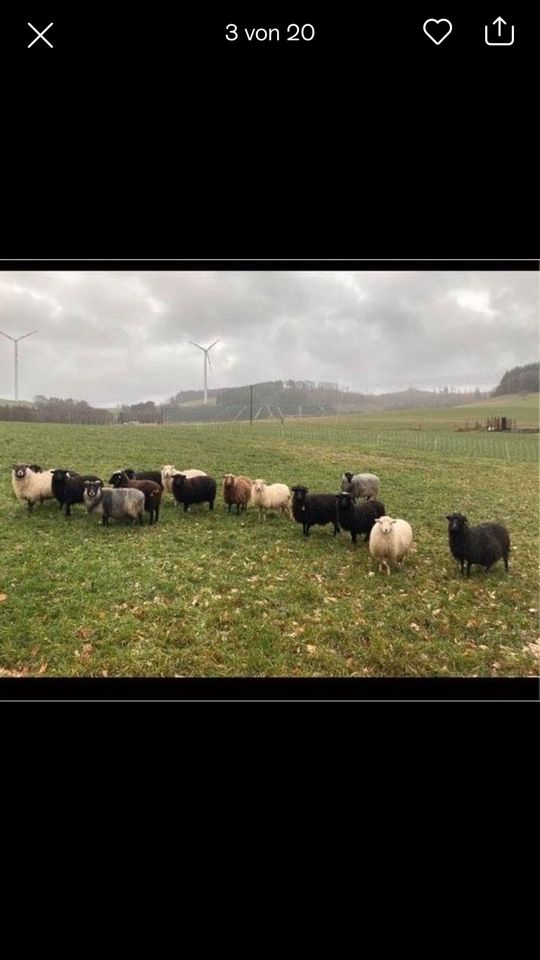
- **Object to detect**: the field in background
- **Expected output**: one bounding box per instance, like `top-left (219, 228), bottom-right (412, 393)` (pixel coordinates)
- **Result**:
top-left (0, 403), bottom-right (538, 678)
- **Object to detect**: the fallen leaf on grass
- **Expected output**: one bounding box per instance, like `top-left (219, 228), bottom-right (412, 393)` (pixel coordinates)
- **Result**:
top-left (306, 645), bottom-right (317, 655)
top-left (76, 626), bottom-right (94, 639)
top-left (0, 594), bottom-right (7, 603)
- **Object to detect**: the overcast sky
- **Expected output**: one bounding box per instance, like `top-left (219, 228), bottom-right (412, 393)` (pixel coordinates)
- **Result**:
top-left (0, 270), bottom-right (537, 405)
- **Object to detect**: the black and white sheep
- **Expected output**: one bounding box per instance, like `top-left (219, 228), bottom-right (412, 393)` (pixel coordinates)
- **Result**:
top-left (84, 480), bottom-right (145, 527)
top-left (51, 469), bottom-right (103, 517)
top-left (109, 470), bottom-right (162, 524)
top-left (341, 472), bottom-right (380, 500)
top-left (11, 464), bottom-right (55, 512)
top-left (161, 465), bottom-right (206, 494)
top-left (172, 473), bottom-right (217, 512)
top-left (335, 493), bottom-right (386, 544)
top-left (446, 513), bottom-right (510, 576)
top-left (291, 485), bottom-right (340, 537)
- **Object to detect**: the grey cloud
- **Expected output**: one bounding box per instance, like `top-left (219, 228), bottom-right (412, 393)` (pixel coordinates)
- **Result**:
top-left (0, 270), bottom-right (537, 404)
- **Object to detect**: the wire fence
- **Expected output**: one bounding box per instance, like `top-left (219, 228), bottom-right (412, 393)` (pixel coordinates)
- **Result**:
top-left (157, 418), bottom-right (538, 463)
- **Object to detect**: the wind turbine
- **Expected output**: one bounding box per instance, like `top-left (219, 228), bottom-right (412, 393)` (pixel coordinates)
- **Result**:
top-left (0, 329), bottom-right (39, 401)
top-left (189, 338), bottom-right (220, 405)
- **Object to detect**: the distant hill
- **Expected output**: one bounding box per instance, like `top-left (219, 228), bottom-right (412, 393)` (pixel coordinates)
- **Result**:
top-left (0, 397), bottom-right (34, 407)
top-left (492, 363), bottom-right (539, 396)
top-left (163, 380), bottom-right (493, 423)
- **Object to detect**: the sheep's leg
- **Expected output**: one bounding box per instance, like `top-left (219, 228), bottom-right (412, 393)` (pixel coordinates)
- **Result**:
top-left (139, 513), bottom-right (144, 526)
top-left (228, 503), bottom-right (232, 514)
top-left (504, 554), bottom-right (509, 573)
top-left (64, 503), bottom-right (71, 518)
top-left (184, 503), bottom-right (189, 513)
top-left (27, 500), bottom-right (34, 513)
top-left (209, 500), bottom-right (214, 511)
top-left (103, 515), bottom-right (109, 527)
top-left (466, 561), bottom-right (472, 577)
top-left (155, 504), bottom-right (160, 524)
top-left (333, 523), bottom-right (340, 537)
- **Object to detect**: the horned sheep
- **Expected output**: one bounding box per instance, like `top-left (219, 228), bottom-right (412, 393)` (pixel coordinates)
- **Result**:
top-left (84, 480), bottom-right (145, 527)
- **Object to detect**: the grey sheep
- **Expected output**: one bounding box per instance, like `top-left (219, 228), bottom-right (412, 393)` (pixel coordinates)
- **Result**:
top-left (84, 480), bottom-right (145, 527)
top-left (341, 472), bottom-right (380, 500)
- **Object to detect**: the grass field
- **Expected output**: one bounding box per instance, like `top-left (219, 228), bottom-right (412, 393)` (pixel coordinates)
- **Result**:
top-left (0, 398), bottom-right (538, 678)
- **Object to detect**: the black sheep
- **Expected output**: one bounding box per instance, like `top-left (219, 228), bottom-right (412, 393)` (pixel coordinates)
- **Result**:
top-left (123, 468), bottom-right (163, 489)
top-left (446, 513), bottom-right (510, 576)
top-left (51, 469), bottom-right (102, 517)
top-left (335, 493), bottom-right (386, 544)
top-left (172, 473), bottom-right (216, 512)
top-left (291, 485), bottom-right (340, 537)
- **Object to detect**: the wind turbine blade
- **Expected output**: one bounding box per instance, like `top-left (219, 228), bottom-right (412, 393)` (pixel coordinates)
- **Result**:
top-left (207, 338), bottom-right (220, 351)
top-left (0, 330), bottom-right (15, 342)
top-left (18, 330), bottom-right (39, 341)
top-left (189, 340), bottom-right (205, 351)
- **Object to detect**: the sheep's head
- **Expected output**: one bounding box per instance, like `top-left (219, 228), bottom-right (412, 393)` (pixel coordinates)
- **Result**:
top-left (336, 492), bottom-right (355, 513)
top-left (172, 473), bottom-right (187, 490)
top-left (252, 479), bottom-right (267, 494)
top-left (28, 464), bottom-right (42, 473)
top-left (109, 470), bottom-right (130, 487)
top-left (223, 473), bottom-right (235, 489)
top-left (291, 485), bottom-right (308, 502)
top-left (446, 513), bottom-right (468, 533)
top-left (374, 516), bottom-right (396, 535)
top-left (343, 472), bottom-right (354, 482)
top-left (51, 468), bottom-right (69, 483)
top-left (84, 479), bottom-right (103, 500)
top-left (13, 464), bottom-right (29, 479)
top-left (123, 468), bottom-right (136, 479)
top-left (162, 465), bottom-right (177, 480)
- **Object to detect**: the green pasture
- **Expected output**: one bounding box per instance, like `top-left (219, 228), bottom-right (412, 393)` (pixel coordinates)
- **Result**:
top-left (0, 405), bottom-right (538, 677)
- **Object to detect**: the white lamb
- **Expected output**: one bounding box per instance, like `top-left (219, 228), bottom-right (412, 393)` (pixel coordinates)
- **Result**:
top-left (369, 515), bottom-right (413, 574)
top-left (11, 464), bottom-right (55, 513)
top-left (250, 479), bottom-right (292, 522)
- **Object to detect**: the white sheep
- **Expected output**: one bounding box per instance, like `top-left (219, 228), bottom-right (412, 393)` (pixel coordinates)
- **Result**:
top-left (250, 479), bottom-right (292, 522)
top-left (369, 515), bottom-right (413, 574)
top-left (11, 464), bottom-right (55, 513)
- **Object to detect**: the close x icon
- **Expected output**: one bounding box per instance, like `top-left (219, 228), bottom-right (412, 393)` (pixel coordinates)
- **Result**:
top-left (27, 22), bottom-right (54, 48)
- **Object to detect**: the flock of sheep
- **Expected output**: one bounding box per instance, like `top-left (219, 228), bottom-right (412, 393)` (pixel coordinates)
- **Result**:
top-left (10, 463), bottom-right (511, 576)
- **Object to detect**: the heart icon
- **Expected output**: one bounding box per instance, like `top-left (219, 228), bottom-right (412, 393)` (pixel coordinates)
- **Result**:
top-left (423, 18), bottom-right (453, 45)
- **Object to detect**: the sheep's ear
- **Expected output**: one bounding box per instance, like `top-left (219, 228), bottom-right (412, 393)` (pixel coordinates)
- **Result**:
top-left (445, 515), bottom-right (452, 521)
top-left (374, 518), bottom-right (381, 524)
top-left (391, 519), bottom-right (397, 524)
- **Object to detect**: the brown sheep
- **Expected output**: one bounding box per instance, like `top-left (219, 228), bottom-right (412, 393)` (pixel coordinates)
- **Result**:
top-left (222, 474), bottom-right (252, 514)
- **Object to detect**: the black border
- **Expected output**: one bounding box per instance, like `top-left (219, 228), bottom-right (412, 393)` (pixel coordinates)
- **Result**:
top-left (1, 261), bottom-right (538, 271)
top-left (0, 678), bottom-right (537, 700)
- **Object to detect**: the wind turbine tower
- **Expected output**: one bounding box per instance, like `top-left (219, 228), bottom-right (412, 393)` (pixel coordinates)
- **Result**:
top-left (0, 329), bottom-right (39, 401)
top-left (189, 338), bottom-right (220, 404)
